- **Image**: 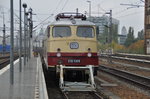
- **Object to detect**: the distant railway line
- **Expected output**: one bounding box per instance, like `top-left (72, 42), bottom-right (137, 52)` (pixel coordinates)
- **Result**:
top-left (0, 55), bottom-right (19, 69)
top-left (113, 53), bottom-right (150, 61)
top-left (99, 65), bottom-right (150, 91)
top-left (100, 53), bottom-right (150, 64)
top-left (0, 59), bottom-right (10, 69)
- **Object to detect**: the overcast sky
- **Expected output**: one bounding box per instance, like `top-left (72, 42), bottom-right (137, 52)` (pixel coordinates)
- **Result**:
top-left (0, 0), bottom-right (144, 37)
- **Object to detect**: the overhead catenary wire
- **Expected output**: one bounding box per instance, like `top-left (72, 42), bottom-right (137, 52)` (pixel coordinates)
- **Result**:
top-left (112, 0), bottom-right (144, 18)
top-left (32, 0), bottom-right (65, 30)
top-left (0, 5), bottom-right (51, 32)
top-left (53, 0), bottom-right (63, 13)
top-left (113, 8), bottom-right (129, 16)
top-left (33, 14), bottom-right (53, 29)
top-left (32, 0), bottom-right (71, 31)
top-left (115, 10), bottom-right (144, 19)
top-left (61, 0), bottom-right (69, 12)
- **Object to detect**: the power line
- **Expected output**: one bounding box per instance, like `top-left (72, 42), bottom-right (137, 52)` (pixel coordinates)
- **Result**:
top-left (53, 0), bottom-right (63, 13)
top-left (33, 14), bottom-right (53, 29)
top-left (98, 4), bottom-right (107, 13)
top-left (113, 0), bottom-right (144, 17)
top-left (98, 0), bottom-right (106, 4)
top-left (115, 10), bottom-right (144, 18)
top-left (61, 0), bottom-right (69, 12)
top-left (113, 8), bottom-right (129, 16)
top-left (33, 0), bottom-right (64, 30)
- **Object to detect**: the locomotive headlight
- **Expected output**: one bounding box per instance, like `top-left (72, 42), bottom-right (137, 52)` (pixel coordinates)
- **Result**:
top-left (57, 48), bottom-right (61, 52)
top-left (57, 48), bottom-right (61, 57)
top-left (87, 48), bottom-right (92, 57)
top-left (87, 53), bottom-right (92, 57)
top-left (57, 53), bottom-right (61, 57)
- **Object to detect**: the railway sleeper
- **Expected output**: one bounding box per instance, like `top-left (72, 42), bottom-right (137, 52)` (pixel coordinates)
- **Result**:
top-left (56, 65), bottom-right (96, 92)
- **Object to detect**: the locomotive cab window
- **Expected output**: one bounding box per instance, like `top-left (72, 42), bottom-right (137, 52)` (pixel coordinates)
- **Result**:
top-left (77, 26), bottom-right (94, 38)
top-left (52, 26), bottom-right (71, 37)
top-left (47, 27), bottom-right (50, 38)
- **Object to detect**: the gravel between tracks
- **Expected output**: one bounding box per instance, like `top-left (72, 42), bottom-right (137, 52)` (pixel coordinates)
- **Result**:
top-left (97, 71), bottom-right (150, 99)
top-left (98, 57), bottom-right (150, 99)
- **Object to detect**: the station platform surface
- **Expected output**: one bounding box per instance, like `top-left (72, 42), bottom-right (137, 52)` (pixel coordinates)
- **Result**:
top-left (0, 57), bottom-right (39, 99)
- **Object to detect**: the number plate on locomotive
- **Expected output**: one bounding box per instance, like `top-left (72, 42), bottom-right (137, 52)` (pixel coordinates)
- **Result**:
top-left (70, 42), bottom-right (79, 49)
top-left (68, 59), bottom-right (80, 63)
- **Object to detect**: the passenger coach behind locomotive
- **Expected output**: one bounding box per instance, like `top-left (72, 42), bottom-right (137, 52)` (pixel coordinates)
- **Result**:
top-left (43, 13), bottom-right (99, 91)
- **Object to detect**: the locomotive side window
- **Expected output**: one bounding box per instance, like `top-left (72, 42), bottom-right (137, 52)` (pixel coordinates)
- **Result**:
top-left (47, 27), bottom-right (50, 38)
top-left (52, 26), bottom-right (71, 37)
top-left (77, 26), bottom-right (94, 38)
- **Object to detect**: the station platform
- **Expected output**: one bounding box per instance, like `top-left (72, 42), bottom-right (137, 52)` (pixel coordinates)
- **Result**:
top-left (0, 56), bottom-right (48, 99)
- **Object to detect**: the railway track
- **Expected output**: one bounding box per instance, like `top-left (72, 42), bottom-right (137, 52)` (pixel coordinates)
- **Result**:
top-left (0, 56), bottom-right (10, 59)
top-left (0, 56), bottom-right (10, 69)
top-left (0, 59), bottom-right (10, 66)
top-left (100, 54), bottom-right (150, 64)
top-left (61, 91), bottom-right (103, 99)
top-left (46, 73), bottom-right (105, 99)
top-left (113, 53), bottom-right (150, 61)
top-left (99, 65), bottom-right (150, 91)
top-left (0, 55), bottom-right (19, 69)
top-left (44, 64), bottom-right (105, 99)
top-left (89, 92), bottom-right (104, 99)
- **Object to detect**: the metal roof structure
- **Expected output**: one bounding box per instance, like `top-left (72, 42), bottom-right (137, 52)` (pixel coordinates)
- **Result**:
top-left (50, 12), bottom-right (95, 26)
top-left (51, 19), bottom-right (95, 26)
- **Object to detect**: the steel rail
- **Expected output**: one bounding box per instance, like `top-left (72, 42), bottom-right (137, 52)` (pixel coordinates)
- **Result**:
top-left (61, 92), bottom-right (69, 99)
top-left (100, 55), bottom-right (150, 64)
top-left (99, 65), bottom-right (150, 91)
top-left (0, 59), bottom-right (9, 65)
top-left (114, 53), bottom-right (150, 59)
top-left (0, 56), bottom-right (18, 69)
top-left (0, 59), bottom-right (10, 69)
top-left (89, 92), bottom-right (104, 99)
top-left (61, 91), bottom-right (103, 99)
top-left (0, 56), bottom-right (10, 59)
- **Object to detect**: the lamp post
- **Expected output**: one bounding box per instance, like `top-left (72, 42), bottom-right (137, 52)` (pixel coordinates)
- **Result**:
top-left (28, 8), bottom-right (33, 58)
top-left (19, 0), bottom-right (22, 72)
top-left (10, 0), bottom-right (14, 85)
top-left (2, 11), bottom-right (6, 55)
top-left (25, 12), bottom-right (29, 62)
top-left (22, 3), bottom-right (27, 65)
top-left (105, 10), bottom-right (112, 44)
top-left (87, 0), bottom-right (91, 17)
top-left (105, 10), bottom-right (113, 63)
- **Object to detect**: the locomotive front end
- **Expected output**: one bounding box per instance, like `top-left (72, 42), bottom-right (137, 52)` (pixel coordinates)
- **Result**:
top-left (44, 13), bottom-right (99, 91)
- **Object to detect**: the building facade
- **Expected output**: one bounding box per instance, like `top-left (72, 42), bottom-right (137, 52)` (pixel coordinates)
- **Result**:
top-left (118, 26), bottom-right (127, 45)
top-left (118, 34), bottom-right (127, 45)
top-left (145, 0), bottom-right (150, 54)
top-left (87, 15), bottom-right (119, 43)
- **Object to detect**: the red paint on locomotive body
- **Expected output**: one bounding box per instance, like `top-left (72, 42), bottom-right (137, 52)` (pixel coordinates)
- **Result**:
top-left (47, 52), bottom-right (98, 66)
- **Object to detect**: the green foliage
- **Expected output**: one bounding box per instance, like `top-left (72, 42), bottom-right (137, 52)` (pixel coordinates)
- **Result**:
top-left (98, 41), bottom-right (125, 52)
top-left (137, 29), bottom-right (144, 40)
top-left (98, 42), bottom-right (110, 51)
top-left (98, 26), bottom-right (144, 54)
top-left (98, 40), bottom-right (144, 54)
top-left (124, 27), bottom-right (135, 47)
top-left (127, 40), bottom-right (144, 54)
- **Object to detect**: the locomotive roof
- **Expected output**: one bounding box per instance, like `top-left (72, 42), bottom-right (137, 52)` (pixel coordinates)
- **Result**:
top-left (50, 19), bottom-right (95, 26)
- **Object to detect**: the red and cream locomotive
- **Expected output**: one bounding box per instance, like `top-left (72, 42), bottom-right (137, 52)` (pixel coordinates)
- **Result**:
top-left (43, 13), bottom-right (99, 91)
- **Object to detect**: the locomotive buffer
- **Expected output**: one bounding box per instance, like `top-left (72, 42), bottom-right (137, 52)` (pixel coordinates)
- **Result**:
top-left (58, 65), bottom-right (96, 91)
